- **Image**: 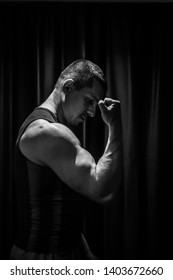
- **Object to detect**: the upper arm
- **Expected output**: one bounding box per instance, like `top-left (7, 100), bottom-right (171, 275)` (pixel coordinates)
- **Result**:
top-left (20, 120), bottom-right (108, 203)
top-left (41, 124), bottom-right (97, 197)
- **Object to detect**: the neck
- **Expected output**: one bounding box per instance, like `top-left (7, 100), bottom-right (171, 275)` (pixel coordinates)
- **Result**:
top-left (39, 89), bottom-right (67, 125)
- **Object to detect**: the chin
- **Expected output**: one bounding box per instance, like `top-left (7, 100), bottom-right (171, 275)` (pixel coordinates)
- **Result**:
top-left (68, 117), bottom-right (83, 126)
top-left (68, 120), bottom-right (79, 127)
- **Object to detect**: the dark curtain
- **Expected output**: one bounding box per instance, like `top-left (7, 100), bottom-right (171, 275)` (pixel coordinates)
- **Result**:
top-left (0, 2), bottom-right (172, 260)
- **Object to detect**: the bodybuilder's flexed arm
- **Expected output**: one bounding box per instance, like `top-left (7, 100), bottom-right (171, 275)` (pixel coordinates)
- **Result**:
top-left (19, 98), bottom-right (122, 204)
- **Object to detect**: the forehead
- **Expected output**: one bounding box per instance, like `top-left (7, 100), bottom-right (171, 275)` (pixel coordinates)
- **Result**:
top-left (85, 79), bottom-right (105, 101)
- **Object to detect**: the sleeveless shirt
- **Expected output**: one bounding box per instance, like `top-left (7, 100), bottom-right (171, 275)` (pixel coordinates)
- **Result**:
top-left (13, 107), bottom-right (85, 253)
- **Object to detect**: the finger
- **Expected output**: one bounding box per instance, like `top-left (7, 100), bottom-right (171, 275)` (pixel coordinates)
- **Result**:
top-left (104, 98), bottom-right (120, 106)
top-left (98, 100), bottom-right (107, 114)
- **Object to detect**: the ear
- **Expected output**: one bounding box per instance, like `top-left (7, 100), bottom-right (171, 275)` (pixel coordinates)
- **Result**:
top-left (62, 79), bottom-right (74, 93)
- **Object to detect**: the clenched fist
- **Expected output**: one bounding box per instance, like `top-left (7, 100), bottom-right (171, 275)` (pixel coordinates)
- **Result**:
top-left (98, 98), bottom-right (121, 126)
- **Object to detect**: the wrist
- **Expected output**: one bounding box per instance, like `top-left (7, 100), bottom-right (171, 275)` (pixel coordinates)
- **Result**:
top-left (108, 121), bottom-right (122, 141)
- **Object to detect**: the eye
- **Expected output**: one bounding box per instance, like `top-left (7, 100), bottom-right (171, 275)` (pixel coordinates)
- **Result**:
top-left (85, 97), bottom-right (96, 106)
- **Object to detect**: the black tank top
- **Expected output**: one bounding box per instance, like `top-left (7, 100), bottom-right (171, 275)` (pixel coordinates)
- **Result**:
top-left (13, 107), bottom-right (85, 253)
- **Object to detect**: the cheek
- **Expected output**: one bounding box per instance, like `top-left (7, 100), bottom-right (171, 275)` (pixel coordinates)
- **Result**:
top-left (76, 99), bottom-right (86, 111)
top-left (70, 96), bottom-right (86, 116)
top-left (72, 102), bottom-right (83, 116)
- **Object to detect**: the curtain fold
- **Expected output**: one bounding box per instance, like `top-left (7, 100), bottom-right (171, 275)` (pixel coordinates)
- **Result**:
top-left (0, 2), bottom-right (172, 259)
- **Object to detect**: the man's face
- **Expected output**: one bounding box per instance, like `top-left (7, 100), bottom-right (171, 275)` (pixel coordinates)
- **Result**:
top-left (64, 79), bottom-right (105, 126)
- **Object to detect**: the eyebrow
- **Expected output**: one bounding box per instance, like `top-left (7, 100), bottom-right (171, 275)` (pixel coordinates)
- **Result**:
top-left (87, 93), bottom-right (99, 103)
top-left (92, 96), bottom-right (99, 103)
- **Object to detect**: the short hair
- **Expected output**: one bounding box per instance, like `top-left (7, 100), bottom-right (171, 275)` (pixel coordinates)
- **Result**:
top-left (55, 59), bottom-right (107, 92)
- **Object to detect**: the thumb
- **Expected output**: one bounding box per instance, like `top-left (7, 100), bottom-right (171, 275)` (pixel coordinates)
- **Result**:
top-left (98, 100), bottom-right (107, 114)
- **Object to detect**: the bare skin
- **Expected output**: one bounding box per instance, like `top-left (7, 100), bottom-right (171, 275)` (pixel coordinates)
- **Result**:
top-left (19, 79), bottom-right (122, 204)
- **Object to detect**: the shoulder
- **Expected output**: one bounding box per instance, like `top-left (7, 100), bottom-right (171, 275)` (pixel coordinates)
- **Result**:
top-left (20, 119), bottom-right (80, 165)
top-left (21, 119), bottom-right (79, 144)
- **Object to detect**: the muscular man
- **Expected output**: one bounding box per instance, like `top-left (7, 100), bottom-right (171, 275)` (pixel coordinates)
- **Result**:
top-left (10, 59), bottom-right (122, 259)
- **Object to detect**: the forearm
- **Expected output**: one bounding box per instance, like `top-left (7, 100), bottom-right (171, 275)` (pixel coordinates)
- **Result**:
top-left (95, 121), bottom-right (122, 197)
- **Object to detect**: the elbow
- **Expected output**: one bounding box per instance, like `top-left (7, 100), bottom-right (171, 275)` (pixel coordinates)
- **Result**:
top-left (96, 192), bottom-right (115, 205)
top-left (91, 177), bottom-right (122, 205)
top-left (89, 187), bottom-right (116, 205)
top-left (88, 172), bottom-right (122, 205)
